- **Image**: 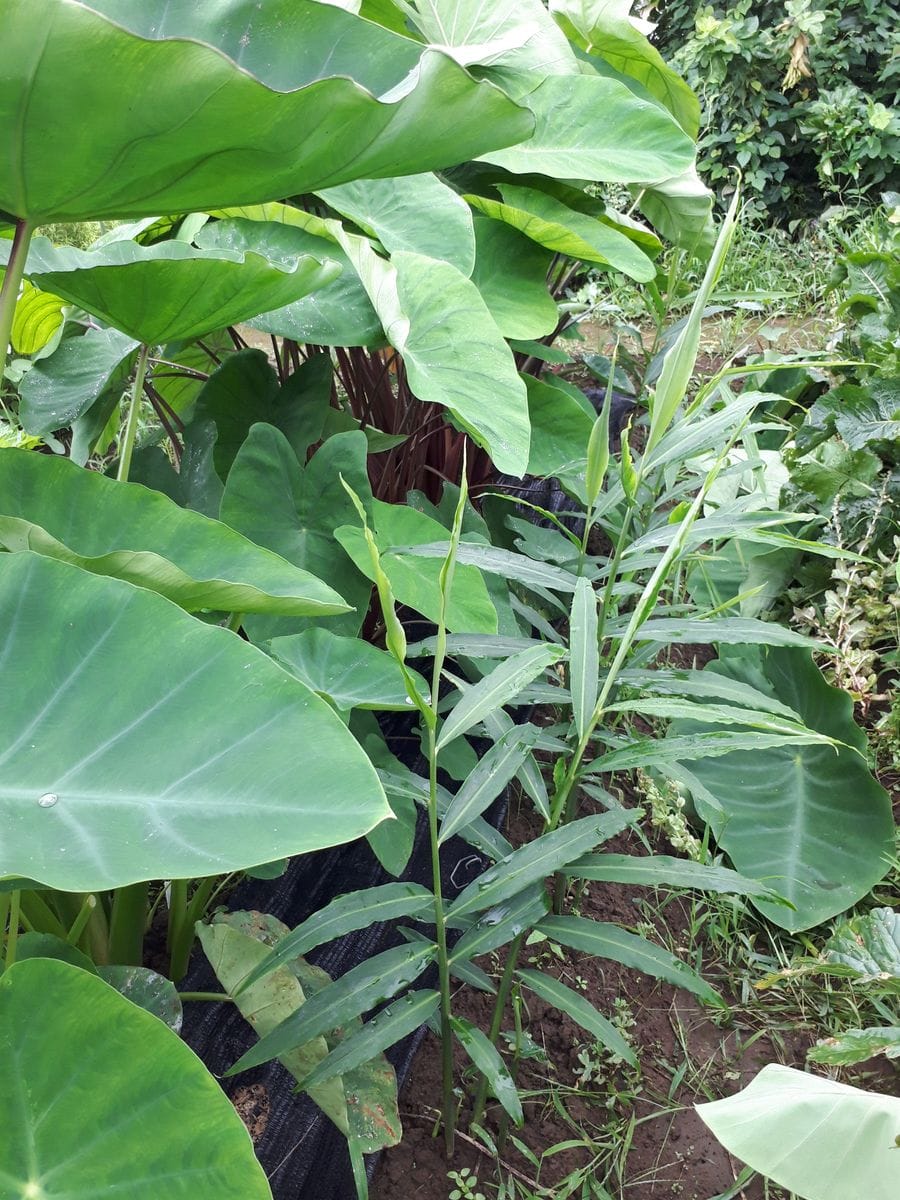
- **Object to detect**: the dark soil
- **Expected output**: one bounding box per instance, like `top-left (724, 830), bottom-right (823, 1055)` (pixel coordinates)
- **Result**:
top-left (372, 802), bottom-right (819, 1200)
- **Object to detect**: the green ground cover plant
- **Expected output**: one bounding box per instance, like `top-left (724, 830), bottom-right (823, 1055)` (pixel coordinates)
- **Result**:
top-left (0, 3), bottom-right (896, 1198)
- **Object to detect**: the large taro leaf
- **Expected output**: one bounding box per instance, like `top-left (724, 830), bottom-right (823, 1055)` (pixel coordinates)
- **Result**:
top-left (97, 965), bottom-right (184, 1032)
top-left (634, 163), bottom-right (715, 256)
top-left (17, 327), bottom-right (139, 437)
top-left (10, 280), bottom-right (66, 355)
top-left (673, 647), bottom-right (894, 931)
top-left (400, 0), bottom-right (577, 77)
top-left (467, 185), bottom-right (656, 280)
top-left (0, 552), bottom-right (390, 891)
top-left (0, 449), bottom-right (349, 617)
top-left (128, 420), bottom-right (225, 520)
top-left (0, 0), bottom-right (533, 225)
top-left (317, 174), bottom-right (476, 275)
top-left (335, 500), bottom-right (498, 634)
top-left (0, 958), bottom-right (272, 1200)
top-left (199, 912), bottom-right (401, 1153)
top-left (219, 424), bottom-right (374, 641)
top-left (18, 935), bottom-right (185, 1030)
top-left (189, 349), bottom-right (335, 478)
top-left (267, 629), bottom-right (429, 712)
top-left (333, 227), bottom-right (530, 474)
top-left (523, 374), bottom-right (594, 479)
top-left (696, 1064), bottom-right (900, 1200)
top-left (470, 214), bottom-right (557, 339)
top-left (477, 72), bottom-right (695, 184)
top-left (198, 213), bottom-right (383, 348)
top-left (549, 0), bottom-right (700, 137)
top-left (3, 236), bottom-right (341, 345)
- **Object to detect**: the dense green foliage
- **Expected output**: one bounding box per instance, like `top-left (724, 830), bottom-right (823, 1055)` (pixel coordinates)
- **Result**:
top-left (0, 3), bottom-right (895, 1197)
top-left (655, 0), bottom-right (900, 219)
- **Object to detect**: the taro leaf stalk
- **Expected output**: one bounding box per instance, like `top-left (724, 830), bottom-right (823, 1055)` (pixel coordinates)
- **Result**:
top-left (116, 343), bottom-right (150, 483)
top-left (0, 219), bottom-right (35, 367)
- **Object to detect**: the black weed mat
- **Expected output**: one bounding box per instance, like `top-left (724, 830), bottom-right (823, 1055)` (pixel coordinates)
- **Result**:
top-left (180, 795), bottom-right (499, 1200)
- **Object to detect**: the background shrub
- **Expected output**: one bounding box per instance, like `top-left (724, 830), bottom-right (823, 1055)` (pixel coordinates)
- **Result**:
top-left (653, 0), bottom-right (899, 221)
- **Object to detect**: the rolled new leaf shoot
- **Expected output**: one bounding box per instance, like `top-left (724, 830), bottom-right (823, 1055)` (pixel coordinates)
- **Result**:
top-left (585, 378), bottom-right (612, 510)
top-left (646, 185), bottom-right (741, 457)
top-left (339, 475), bottom-right (425, 710)
top-left (569, 576), bottom-right (599, 741)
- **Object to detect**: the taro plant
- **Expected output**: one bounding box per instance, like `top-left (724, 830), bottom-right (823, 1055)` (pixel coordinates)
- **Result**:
top-left (3, 0), bottom-right (716, 502)
top-left (696, 1063), bottom-right (900, 1200)
top-left (0, 956), bottom-right (274, 1200)
top-left (0, 0), bottom-right (714, 980)
top-left (0, 1), bottom-right (718, 1193)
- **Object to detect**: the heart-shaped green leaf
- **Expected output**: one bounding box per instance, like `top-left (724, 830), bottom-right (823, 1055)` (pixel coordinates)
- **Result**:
top-left (199, 213), bottom-right (384, 348)
top-left (17, 327), bottom-right (138, 436)
top-left (470, 214), bottom-right (557, 339)
top-left (317, 174), bottom-right (476, 275)
top-left (807, 1026), bottom-right (900, 1066)
top-left (1, 0), bottom-right (533, 224)
top-left (549, 0), bottom-right (700, 136)
top-left (8, 236), bottom-right (340, 344)
top-left (673, 648), bottom-right (894, 931)
top-left (696, 1065), bottom-right (900, 1200)
top-left (268, 629), bottom-right (429, 711)
top-left (0, 552), bottom-right (390, 891)
top-left (220, 424), bottom-right (374, 640)
top-left (332, 225), bottom-right (531, 474)
top-left (0, 957), bottom-right (272, 1199)
top-left (10, 280), bottom-right (65, 355)
top-left (189, 349), bottom-right (335, 478)
top-left (478, 72), bottom-right (695, 183)
top-left (0, 449), bottom-right (349, 616)
top-left (97, 965), bottom-right (183, 1031)
top-left (468, 185), bottom-right (656, 280)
